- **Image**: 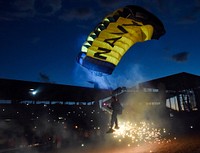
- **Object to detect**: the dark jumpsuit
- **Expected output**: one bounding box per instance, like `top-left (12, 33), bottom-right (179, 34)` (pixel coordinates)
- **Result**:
top-left (110, 98), bottom-right (120, 128)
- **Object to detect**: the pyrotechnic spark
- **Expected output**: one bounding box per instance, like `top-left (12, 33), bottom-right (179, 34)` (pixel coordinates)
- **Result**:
top-left (112, 121), bottom-right (170, 145)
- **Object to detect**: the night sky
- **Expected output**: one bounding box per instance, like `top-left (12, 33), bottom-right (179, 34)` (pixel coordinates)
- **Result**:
top-left (0, 0), bottom-right (200, 89)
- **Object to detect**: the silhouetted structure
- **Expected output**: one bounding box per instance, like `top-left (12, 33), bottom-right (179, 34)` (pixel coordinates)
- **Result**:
top-left (1, 72), bottom-right (200, 151)
top-left (0, 78), bottom-right (111, 104)
top-left (130, 72), bottom-right (200, 134)
top-left (138, 72), bottom-right (200, 112)
top-left (0, 79), bottom-right (112, 151)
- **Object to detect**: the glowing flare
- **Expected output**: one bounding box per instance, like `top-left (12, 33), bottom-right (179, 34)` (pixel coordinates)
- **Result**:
top-left (112, 120), bottom-right (171, 145)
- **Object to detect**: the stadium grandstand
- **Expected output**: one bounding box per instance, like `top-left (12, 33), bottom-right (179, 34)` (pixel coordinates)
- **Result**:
top-left (0, 72), bottom-right (200, 152)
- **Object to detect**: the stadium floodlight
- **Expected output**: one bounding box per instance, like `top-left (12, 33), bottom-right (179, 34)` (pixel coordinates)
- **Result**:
top-left (29, 88), bottom-right (38, 96)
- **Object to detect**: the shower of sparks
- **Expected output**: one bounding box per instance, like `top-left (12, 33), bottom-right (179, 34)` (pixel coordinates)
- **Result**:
top-left (112, 121), bottom-right (171, 146)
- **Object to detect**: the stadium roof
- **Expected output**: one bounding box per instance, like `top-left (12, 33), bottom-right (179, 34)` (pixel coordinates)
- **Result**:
top-left (138, 72), bottom-right (200, 91)
top-left (0, 78), bottom-right (112, 102)
top-left (1, 72), bottom-right (200, 103)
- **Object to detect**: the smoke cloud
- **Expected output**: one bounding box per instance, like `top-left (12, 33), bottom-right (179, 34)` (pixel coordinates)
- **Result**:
top-left (39, 72), bottom-right (51, 83)
top-left (171, 52), bottom-right (189, 63)
top-left (74, 63), bottom-right (146, 89)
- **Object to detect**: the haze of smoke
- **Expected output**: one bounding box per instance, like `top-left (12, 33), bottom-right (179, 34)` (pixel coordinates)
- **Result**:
top-left (121, 92), bottom-right (151, 122)
top-left (33, 114), bottom-right (71, 140)
top-left (108, 64), bottom-right (146, 88)
top-left (120, 88), bottom-right (172, 130)
top-left (0, 120), bottom-right (40, 153)
top-left (74, 63), bottom-right (146, 89)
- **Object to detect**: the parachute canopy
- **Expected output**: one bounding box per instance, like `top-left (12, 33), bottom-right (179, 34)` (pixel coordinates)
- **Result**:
top-left (77, 5), bottom-right (165, 75)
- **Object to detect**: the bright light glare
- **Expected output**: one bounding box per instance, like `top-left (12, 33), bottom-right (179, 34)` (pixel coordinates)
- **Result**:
top-left (31, 91), bottom-right (37, 95)
top-left (29, 88), bottom-right (38, 96)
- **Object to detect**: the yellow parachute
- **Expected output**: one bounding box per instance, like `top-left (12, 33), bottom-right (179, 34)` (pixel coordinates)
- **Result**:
top-left (77, 5), bottom-right (165, 75)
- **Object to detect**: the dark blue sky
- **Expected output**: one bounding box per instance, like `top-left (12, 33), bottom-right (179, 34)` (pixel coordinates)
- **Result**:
top-left (0, 0), bottom-right (200, 89)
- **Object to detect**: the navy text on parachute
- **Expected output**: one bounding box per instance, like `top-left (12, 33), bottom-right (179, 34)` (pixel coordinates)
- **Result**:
top-left (77, 5), bottom-right (165, 75)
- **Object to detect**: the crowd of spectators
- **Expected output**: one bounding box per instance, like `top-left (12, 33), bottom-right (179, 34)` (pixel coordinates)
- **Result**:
top-left (0, 102), bottom-right (109, 151)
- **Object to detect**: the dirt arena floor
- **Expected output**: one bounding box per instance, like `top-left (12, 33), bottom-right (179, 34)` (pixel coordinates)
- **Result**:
top-left (51, 133), bottom-right (200, 153)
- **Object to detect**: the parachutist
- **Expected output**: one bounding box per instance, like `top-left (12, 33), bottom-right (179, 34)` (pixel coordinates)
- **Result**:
top-left (106, 96), bottom-right (123, 133)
